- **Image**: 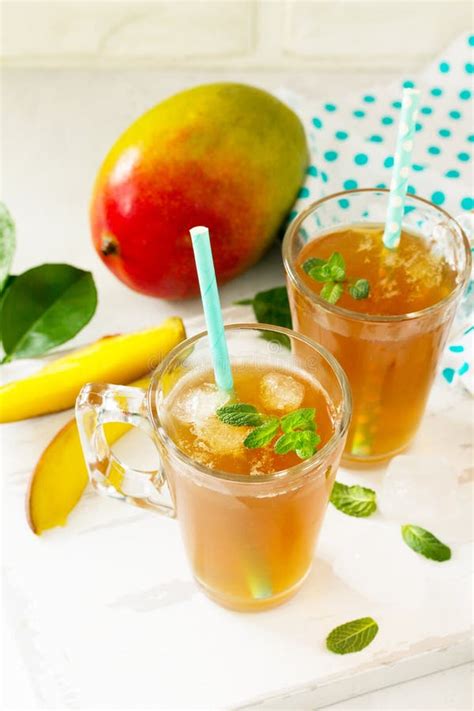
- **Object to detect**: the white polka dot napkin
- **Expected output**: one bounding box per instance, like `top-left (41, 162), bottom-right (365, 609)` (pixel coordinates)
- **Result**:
top-left (279, 32), bottom-right (473, 394)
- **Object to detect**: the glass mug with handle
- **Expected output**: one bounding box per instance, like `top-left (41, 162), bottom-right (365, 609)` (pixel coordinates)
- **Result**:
top-left (283, 189), bottom-right (471, 465)
top-left (76, 324), bottom-right (351, 611)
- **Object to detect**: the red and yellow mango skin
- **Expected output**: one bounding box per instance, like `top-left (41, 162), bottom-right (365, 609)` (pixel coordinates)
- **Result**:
top-left (90, 83), bottom-right (309, 300)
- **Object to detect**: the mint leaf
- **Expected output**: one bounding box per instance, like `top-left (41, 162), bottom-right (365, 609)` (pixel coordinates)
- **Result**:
top-left (327, 252), bottom-right (346, 282)
top-left (308, 263), bottom-right (332, 282)
top-left (349, 279), bottom-right (370, 300)
top-left (320, 281), bottom-right (344, 304)
top-left (401, 525), bottom-right (451, 562)
top-left (330, 481), bottom-right (377, 517)
top-left (216, 403), bottom-right (264, 427)
top-left (326, 617), bottom-right (379, 655)
top-left (280, 407), bottom-right (316, 433)
top-left (244, 417), bottom-right (280, 449)
top-left (274, 430), bottom-right (320, 459)
top-left (1, 264), bottom-right (97, 361)
top-left (0, 202), bottom-right (16, 293)
top-left (302, 257), bottom-right (326, 274)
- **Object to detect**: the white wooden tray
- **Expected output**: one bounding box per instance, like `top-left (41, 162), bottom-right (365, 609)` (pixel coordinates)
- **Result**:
top-left (3, 306), bottom-right (473, 710)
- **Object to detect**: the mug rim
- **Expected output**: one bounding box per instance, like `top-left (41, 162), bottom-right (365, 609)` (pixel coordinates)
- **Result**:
top-left (147, 323), bottom-right (352, 485)
top-left (282, 187), bottom-right (472, 324)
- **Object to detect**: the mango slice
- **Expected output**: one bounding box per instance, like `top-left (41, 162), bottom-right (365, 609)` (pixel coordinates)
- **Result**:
top-left (0, 317), bottom-right (185, 422)
top-left (27, 377), bottom-right (150, 535)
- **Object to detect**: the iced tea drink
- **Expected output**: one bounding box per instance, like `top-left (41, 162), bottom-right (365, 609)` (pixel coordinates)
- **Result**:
top-left (283, 190), bottom-right (471, 464)
top-left (77, 325), bottom-right (351, 611)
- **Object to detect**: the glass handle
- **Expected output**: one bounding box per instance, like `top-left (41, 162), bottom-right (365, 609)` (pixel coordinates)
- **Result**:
top-left (76, 383), bottom-right (175, 517)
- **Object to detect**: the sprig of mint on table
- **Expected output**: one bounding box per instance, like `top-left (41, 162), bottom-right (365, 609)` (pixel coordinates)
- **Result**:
top-left (302, 252), bottom-right (370, 305)
top-left (0, 202), bottom-right (97, 363)
top-left (216, 404), bottom-right (320, 460)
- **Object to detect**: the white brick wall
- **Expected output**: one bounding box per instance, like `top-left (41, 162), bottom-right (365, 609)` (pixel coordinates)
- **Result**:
top-left (0, 0), bottom-right (472, 69)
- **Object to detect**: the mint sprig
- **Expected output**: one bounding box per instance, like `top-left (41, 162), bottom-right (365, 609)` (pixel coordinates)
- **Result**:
top-left (326, 617), bottom-right (379, 655)
top-left (330, 481), bottom-right (377, 518)
top-left (401, 524), bottom-right (451, 562)
top-left (303, 252), bottom-right (370, 305)
top-left (216, 403), bottom-right (320, 460)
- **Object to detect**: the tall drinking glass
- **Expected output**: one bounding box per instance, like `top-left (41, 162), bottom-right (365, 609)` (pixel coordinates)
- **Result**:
top-left (283, 189), bottom-right (471, 465)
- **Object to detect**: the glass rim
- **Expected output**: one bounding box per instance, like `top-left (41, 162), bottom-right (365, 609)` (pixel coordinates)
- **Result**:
top-left (147, 323), bottom-right (352, 485)
top-left (282, 187), bottom-right (472, 323)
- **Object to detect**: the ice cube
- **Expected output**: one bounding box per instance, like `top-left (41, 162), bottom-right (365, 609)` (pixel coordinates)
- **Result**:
top-left (173, 383), bottom-right (230, 425)
top-left (378, 455), bottom-right (473, 541)
top-left (260, 372), bottom-right (304, 413)
top-left (195, 416), bottom-right (250, 456)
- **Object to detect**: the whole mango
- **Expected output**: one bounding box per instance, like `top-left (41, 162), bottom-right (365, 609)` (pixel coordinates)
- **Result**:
top-left (90, 83), bottom-right (308, 299)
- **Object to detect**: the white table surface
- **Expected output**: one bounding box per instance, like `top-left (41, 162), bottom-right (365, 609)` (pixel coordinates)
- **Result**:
top-left (2, 67), bottom-right (473, 710)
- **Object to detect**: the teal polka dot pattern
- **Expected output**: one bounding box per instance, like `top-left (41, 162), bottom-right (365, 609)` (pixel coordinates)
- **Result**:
top-left (298, 32), bottom-right (473, 390)
top-left (343, 179), bottom-right (358, 189)
top-left (403, 80), bottom-right (415, 88)
top-left (354, 153), bottom-right (368, 165)
top-left (431, 190), bottom-right (445, 205)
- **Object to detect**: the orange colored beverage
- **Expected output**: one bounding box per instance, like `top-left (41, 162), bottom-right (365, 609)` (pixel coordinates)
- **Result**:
top-left (284, 190), bottom-right (470, 464)
top-left (162, 362), bottom-right (336, 610)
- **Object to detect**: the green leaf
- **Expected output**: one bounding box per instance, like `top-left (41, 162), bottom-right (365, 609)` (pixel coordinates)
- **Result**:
top-left (327, 252), bottom-right (346, 282)
top-left (330, 481), bottom-right (377, 517)
top-left (349, 279), bottom-right (370, 300)
top-left (401, 525), bottom-right (451, 562)
top-left (244, 417), bottom-right (280, 449)
top-left (0, 274), bottom-right (16, 341)
top-left (280, 407), bottom-right (316, 433)
top-left (302, 257), bottom-right (326, 274)
top-left (216, 403), bottom-right (264, 427)
top-left (326, 617), bottom-right (379, 655)
top-left (308, 263), bottom-right (332, 282)
top-left (1, 264), bottom-right (97, 361)
top-left (320, 281), bottom-right (344, 304)
top-left (274, 430), bottom-right (320, 459)
top-left (238, 286), bottom-right (292, 349)
top-left (0, 203), bottom-right (16, 292)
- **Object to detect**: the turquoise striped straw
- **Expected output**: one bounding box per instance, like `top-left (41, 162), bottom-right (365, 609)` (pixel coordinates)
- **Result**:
top-left (190, 226), bottom-right (234, 392)
top-left (382, 88), bottom-right (421, 249)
